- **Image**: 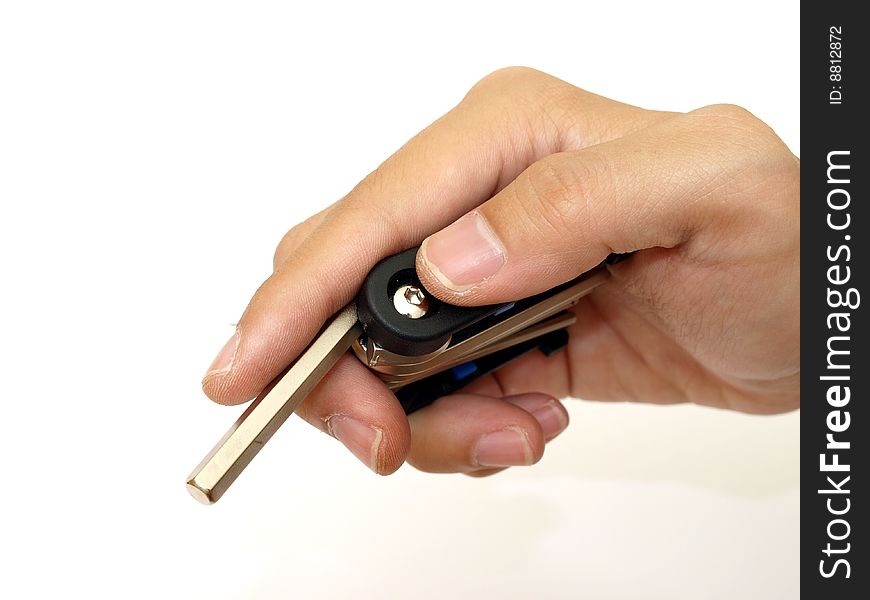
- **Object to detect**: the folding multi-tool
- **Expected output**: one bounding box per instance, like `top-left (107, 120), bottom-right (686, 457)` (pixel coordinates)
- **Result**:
top-left (187, 247), bottom-right (625, 504)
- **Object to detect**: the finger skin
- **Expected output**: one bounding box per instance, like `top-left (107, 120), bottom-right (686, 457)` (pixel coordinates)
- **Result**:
top-left (294, 354), bottom-right (411, 475)
top-left (416, 104), bottom-right (798, 306)
top-left (406, 393), bottom-right (565, 474)
top-left (293, 360), bottom-right (571, 476)
top-left (202, 67), bottom-right (664, 406)
top-left (272, 206), bottom-right (332, 271)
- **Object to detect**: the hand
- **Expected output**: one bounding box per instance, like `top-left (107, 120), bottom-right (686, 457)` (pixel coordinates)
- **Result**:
top-left (201, 67), bottom-right (800, 477)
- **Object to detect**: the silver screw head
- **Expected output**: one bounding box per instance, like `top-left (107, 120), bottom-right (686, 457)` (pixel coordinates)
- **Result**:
top-left (404, 286), bottom-right (426, 306)
top-left (393, 284), bottom-right (429, 319)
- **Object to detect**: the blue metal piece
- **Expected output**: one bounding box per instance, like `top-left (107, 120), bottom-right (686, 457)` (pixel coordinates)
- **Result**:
top-left (492, 302), bottom-right (516, 317)
top-left (450, 361), bottom-right (478, 381)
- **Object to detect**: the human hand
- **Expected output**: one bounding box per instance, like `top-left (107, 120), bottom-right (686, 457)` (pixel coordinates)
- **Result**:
top-left (201, 67), bottom-right (800, 477)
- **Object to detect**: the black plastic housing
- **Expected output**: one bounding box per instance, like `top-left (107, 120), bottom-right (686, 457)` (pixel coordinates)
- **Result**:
top-left (355, 248), bottom-right (503, 355)
top-left (357, 247), bottom-right (631, 413)
top-left (395, 329), bottom-right (569, 414)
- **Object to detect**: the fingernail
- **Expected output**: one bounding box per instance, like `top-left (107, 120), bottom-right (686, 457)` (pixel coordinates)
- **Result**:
top-left (531, 401), bottom-right (569, 440)
top-left (204, 331), bottom-right (239, 378)
top-left (421, 212), bottom-right (506, 290)
top-left (473, 428), bottom-right (533, 467)
top-left (328, 415), bottom-right (383, 473)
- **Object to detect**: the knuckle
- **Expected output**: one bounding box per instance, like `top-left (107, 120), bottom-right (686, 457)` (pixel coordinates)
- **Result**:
top-left (354, 161), bottom-right (389, 199)
top-left (521, 155), bottom-right (599, 237)
top-left (272, 229), bottom-right (299, 270)
top-left (685, 104), bottom-right (799, 206)
top-left (469, 66), bottom-right (547, 95)
top-left (689, 103), bottom-right (784, 151)
top-left (464, 66), bottom-right (566, 108)
top-left (271, 208), bottom-right (331, 271)
top-left (693, 102), bottom-right (757, 122)
top-left (463, 68), bottom-right (589, 152)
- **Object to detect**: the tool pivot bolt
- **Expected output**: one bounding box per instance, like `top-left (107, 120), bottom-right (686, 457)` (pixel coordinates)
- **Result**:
top-left (393, 284), bottom-right (429, 319)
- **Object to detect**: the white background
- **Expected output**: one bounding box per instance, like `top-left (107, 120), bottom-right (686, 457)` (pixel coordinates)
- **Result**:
top-left (0, 1), bottom-right (799, 599)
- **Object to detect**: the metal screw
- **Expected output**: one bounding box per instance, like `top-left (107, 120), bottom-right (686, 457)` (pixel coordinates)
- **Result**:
top-left (393, 284), bottom-right (429, 319)
top-left (404, 286), bottom-right (426, 306)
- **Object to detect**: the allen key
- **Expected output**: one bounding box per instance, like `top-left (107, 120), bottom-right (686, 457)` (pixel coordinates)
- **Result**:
top-left (186, 305), bottom-right (361, 505)
top-left (187, 247), bottom-right (624, 504)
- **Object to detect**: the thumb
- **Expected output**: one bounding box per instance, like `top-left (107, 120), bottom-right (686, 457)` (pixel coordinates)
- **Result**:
top-left (415, 105), bottom-right (763, 305)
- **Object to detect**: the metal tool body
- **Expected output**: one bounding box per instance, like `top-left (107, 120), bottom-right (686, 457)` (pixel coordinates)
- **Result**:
top-left (352, 248), bottom-right (614, 407)
top-left (188, 247), bottom-right (620, 504)
top-left (187, 306), bottom-right (361, 504)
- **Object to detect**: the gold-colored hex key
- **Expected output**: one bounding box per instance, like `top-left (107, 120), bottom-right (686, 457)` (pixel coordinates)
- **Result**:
top-left (186, 304), bottom-right (362, 505)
